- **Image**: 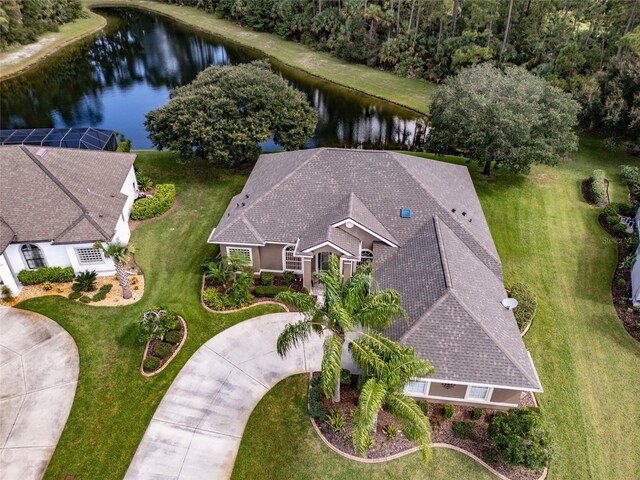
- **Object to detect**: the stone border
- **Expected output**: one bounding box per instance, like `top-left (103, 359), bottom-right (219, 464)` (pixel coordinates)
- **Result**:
top-left (199, 274), bottom-right (290, 314)
top-left (139, 316), bottom-right (187, 377)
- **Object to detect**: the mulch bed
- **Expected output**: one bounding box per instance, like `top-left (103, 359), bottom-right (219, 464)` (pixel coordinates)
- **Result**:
top-left (599, 216), bottom-right (640, 342)
top-left (581, 178), bottom-right (609, 207)
top-left (142, 317), bottom-right (186, 374)
top-left (312, 373), bottom-right (542, 480)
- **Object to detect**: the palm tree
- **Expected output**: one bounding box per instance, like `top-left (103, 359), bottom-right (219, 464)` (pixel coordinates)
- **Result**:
top-left (94, 242), bottom-right (134, 299)
top-left (276, 255), bottom-right (406, 403)
top-left (349, 331), bottom-right (435, 462)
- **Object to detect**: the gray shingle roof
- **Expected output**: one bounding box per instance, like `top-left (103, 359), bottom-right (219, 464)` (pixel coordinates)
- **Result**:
top-left (0, 146), bottom-right (135, 248)
top-left (209, 148), bottom-right (541, 390)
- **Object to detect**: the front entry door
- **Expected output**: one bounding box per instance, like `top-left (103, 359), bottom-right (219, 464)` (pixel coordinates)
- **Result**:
top-left (316, 252), bottom-right (334, 272)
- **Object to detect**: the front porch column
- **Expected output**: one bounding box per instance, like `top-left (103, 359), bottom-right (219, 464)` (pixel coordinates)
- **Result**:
top-left (342, 260), bottom-right (353, 280)
top-left (302, 257), bottom-right (312, 290)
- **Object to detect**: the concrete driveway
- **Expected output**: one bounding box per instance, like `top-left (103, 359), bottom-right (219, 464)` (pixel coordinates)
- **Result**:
top-left (125, 312), bottom-right (327, 480)
top-left (0, 306), bottom-right (79, 480)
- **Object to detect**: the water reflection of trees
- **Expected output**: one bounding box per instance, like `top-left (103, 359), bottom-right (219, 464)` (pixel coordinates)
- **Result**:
top-left (0, 8), bottom-right (423, 150)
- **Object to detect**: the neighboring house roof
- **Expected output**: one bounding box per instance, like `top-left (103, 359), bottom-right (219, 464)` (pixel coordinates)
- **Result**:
top-left (0, 146), bottom-right (136, 249)
top-left (209, 148), bottom-right (541, 391)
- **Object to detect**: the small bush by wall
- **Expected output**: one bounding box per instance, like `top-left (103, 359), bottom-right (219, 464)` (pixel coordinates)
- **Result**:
top-left (589, 169), bottom-right (606, 204)
top-left (510, 283), bottom-right (538, 332)
top-left (254, 285), bottom-right (290, 297)
top-left (17, 266), bottom-right (74, 285)
top-left (130, 184), bottom-right (176, 220)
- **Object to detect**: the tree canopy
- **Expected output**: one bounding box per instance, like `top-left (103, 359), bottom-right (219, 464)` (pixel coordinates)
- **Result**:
top-left (144, 61), bottom-right (317, 166)
top-left (427, 63), bottom-right (579, 175)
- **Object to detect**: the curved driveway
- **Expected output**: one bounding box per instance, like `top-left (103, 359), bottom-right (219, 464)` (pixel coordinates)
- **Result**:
top-left (0, 306), bottom-right (79, 480)
top-left (125, 313), bottom-right (328, 480)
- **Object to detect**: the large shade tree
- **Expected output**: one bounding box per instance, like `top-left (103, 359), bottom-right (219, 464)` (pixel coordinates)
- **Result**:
top-left (427, 63), bottom-right (580, 175)
top-left (349, 331), bottom-right (435, 462)
top-left (145, 61), bottom-right (318, 166)
top-left (276, 256), bottom-right (406, 402)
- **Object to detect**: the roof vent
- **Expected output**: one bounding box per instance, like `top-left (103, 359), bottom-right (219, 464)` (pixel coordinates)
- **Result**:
top-left (400, 209), bottom-right (412, 218)
top-left (245, 194), bottom-right (250, 199)
top-left (36, 148), bottom-right (47, 157)
top-left (345, 220), bottom-right (354, 229)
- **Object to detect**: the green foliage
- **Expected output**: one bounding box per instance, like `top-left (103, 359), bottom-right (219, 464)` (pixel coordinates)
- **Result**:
top-left (620, 165), bottom-right (640, 185)
top-left (326, 408), bottom-right (346, 432)
top-left (603, 203), bottom-right (621, 217)
top-left (282, 270), bottom-right (295, 286)
top-left (418, 400), bottom-right (429, 416)
top-left (130, 184), bottom-right (176, 220)
top-left (203, 262), bottom-right (228, 287)
top-left (91, 284), bottom-right (113, 302)
top-left (384, 423), bottom-right (398, 441)
top-left (488, 408), bottom-right (554, 470)
top-left (340, 368), bottom-right (352, 385)
top-left (617, 278), bottom-right (627, 288)
top-left (254, 285), bottom-right (289, 298)
top-left (68, 291), bottom-right (82, 300)
top-left (589, 170), bottom-right (607, 203)
top-left (165, 330), bottom-right (182, 345)
top-left (72, 271), bottom-right (97, 293)
top-left (427, 64), bottom-right (579, 175)
top-left (626, 234), bottom-right (639, 252)
top-left (78, 295), bottom-right (91, 303)
top-left (227, 271), bottom-right (254, 308)
top-left (42, 281), bottom-right (53, 291)
top-left (452, 421), bottom-right (475, 439)
top-left (17, 266), bottom-right (74, 285)
top-left (510, 283), bottom-right (538, 332)
top-left (443, 404), bottom-right (455, 420)
top-left (260, 273), bottom-right (274, 286)
top-left (1, 285), bottom-right (13, 302)
top-left (145, 61), bottom-right (317, 166)
top-left (137, 175), bottom-right (154, 192)
top-left (153, 342), bottom-right (173, 359)
top-left (143, 356), bottom-right (162, 372)
top-left (203, 288), bottom-right (230, 311)
top-left (137, 307), bottom-right (179, 343)
top-left (308, 375), bottom-right (326, 421)
top-left (471, 407), bottom-right (484, 421)
top-left (605, 214), bottom-right (621, 227)
top-left (115, 133), bottom-right (132, 152)
top-left (613, 223), bottom-right (629, 235)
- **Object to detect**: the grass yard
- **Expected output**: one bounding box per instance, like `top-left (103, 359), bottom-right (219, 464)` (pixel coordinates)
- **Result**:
top-left (0, 10), bottom-right (106, 80)
top-left (232, 136), bottom-right (640, 480)
top-left (82, 0), bottom-right (434, 115)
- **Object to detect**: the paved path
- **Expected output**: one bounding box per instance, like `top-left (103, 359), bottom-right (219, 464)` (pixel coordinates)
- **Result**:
top-left (125, 313), bottom-right (328, 480)
top-left (0, 307), bottom-right (79, 480)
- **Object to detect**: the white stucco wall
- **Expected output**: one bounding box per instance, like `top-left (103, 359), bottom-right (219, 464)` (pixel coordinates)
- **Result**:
top-left (0, 253), bottom-right (20, 295)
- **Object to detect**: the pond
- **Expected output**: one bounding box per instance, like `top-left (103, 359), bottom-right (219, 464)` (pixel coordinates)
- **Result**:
top-left (0, 8), bottom-right (426, 151)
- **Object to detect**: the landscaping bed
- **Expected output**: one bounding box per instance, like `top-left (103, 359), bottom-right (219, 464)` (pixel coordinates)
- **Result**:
top-left (140, 315), bottom-right (186, 375)
top-left (581, 176), bottom-right (609, 207)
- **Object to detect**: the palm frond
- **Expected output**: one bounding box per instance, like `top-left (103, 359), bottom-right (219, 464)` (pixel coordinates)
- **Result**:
top-left (385, 392), bottom-right (432, 463)
top-left (384, 356), bottom-right (435, 391)
top-left (352, 378), bottom-right (387, 456)
top-left (320, 333), bottom-right (344, 399)
top-left (327, 304), bottom-right (354, 334)
top-left (276, 320), bottom-right (316, 357)
top-left (356, 330), bottom-right (407, 363)
top-left (348, 337), bottom-right (386, 378)
top-left (356, 289), bottom-right (407, 329)
top-left (276, 290), bottom-right (318, 317)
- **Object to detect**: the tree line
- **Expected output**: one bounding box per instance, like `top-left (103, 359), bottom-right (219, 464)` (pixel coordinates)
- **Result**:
top-left (0, 0), bottom-right (83, 50)
top-left (158, 0), bottom-right (639, 149)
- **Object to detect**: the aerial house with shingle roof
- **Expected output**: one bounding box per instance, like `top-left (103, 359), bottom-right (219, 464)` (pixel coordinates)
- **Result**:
top-left (0, 146), bottom-right (138, 296)
top-left (208, 148), bottom-right (542, 408)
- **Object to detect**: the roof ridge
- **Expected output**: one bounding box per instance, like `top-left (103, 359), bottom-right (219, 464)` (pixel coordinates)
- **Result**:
top-left (398, 290), bottom-right (452, 343)
top-left (447, 289), bottom-right (539, 388)
top-left (241, 215), bottom-right (264, 244)
top-left (432, 216), bottom-right (452, 288)
top-left (20, 146), bottom-right (111, 240)
top-left (344, 192), bottom-right (399, 246)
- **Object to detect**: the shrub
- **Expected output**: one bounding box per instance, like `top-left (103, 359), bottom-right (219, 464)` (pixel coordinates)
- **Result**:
top-left (1, 285), bottom-right (13, 302)
top-left (588, 169), bottom-right (606, 203)
top-left (137, 175), bottom-right (154, 192)
top-left (261, 272), bottom-right (274, 286)
top-left (365, 435), bottom-right (376, 449)
top-left (73, 270), bottom-right (97, 292)
top-left (254, 285), bottom-right (289, 298)
top-left (613, 223), bottom-right (628, 235)
top-left (340, 368), bottom-right (351, 385)
top-left (79, 295), bottom-right (92, 303)
top-left (91, 283), bottom-right (113, 302)
top-left (17, 266), bottom-right (74, 285)
top-left (153, 342), bottom-right (173, 358)
top-left (143, 356), bottom-right (162, 372)
top-left (488, 407), bottom-right (553, 470)
top-left (617, 278), bottom-right (627, 288)
top-left (203, 288), bottom-right (230, 310)
top-left (227, 271), bottom-right (254, 308)
top-left (483, 448), bottom-right (501, 466)
top-left (384, 424), bottom-right (398, 441)
top-left (626, 234), bottom-right (639, 252)
top-left (68, 291), bottom-right (82, 300)
top-left (418, 400), bottom-right (429, 415)
top-left (510, 283), bottom-right (538, 332)
top-left (283, 270), bottom-right (295, 286)
top-left (602, 203), bottom-right (621, 217)
top-left (326, 408), bottom-right (346, 432)
top-left (605, 214), bottom-right (620, 227)
top-left (452, 421), bottom-right (474, 439)
top-left (137, 307), bottom-right (179, 342)
top-left (443, 404), bottom-right (455, 419)
top-left (471, 407), bottom-right (484, 421)
top-left (130, 184), bottom-right (176, 220)
top-left (619, 203), bottom-right (637, 217)
top-left (308, 375), bottom-right (326, 421)
top-left (620, 165), bottom-right (640, 185)
top-left (165, 330), bottom-right (182, 345)
top-left (42, 281), bottom-right (53, 291)
top-left (618, 299), bottom-right (627, 307)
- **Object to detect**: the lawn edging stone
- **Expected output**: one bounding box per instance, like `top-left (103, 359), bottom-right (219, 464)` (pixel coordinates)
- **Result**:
top-left (140, 316), bottom-right (187, 378)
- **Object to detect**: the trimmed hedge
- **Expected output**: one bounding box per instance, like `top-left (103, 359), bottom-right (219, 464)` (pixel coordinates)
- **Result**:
top-left (18, 266), bottom-right (74, 285)
top-left (153, 342), bottom-right (173, 358)
top-left (589, 169), bottom-right (606, 204)
top-left (510, 283), bottom-right (537, 332)
top-left (143, 356), bottom-right (161, 372)
top-left (130, 184), bottom-right (176, 220)
top-left (254, 285), bottom-right (290, 297)
top-left (165, 330), bottom-right (182, 345)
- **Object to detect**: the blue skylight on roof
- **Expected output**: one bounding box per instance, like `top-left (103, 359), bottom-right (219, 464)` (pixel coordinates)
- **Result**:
top-left (400, 209), bottom-right (412, 218)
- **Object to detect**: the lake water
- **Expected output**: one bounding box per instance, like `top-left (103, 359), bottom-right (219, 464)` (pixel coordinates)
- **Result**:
top-left (0, 8), bottom-right (426, 151)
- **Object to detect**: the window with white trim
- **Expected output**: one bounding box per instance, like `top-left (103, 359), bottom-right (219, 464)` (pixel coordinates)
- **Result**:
top-left (227, 247), bottom-right (252, 266)
top-left (75, 247), bottom-right (105, 265)
top-left (21, 244), bottom-right (46, 269)
top-left (467, 385), bottom-right (490, 401)
top-left (405, 380), bottom-right (428, 395)
top-left (357, 249), bottom-right (373, 267)
top-left (283, 245), bottom-right (301, 271)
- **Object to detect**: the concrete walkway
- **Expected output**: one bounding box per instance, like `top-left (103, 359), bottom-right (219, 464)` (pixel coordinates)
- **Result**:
top-left (0, 307), bottom-right (79, 480)
top-left (125, 313), bottom-right (327, 480)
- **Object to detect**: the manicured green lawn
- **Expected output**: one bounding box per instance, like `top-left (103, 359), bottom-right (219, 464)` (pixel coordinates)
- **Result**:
top-left (83, 0), bottom-right (434, 115)
top-left (18, 151), bottom-right (285, 479)
top-left (232, 137), bottom-right (640, 480)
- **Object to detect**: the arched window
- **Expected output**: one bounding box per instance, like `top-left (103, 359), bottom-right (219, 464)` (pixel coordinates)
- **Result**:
top-left (283, 245), bottom-right (302, 271)
top-left (357, 249), bottom-right (373, 267)
top-left (21, 244), bottom-right (46, 269)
